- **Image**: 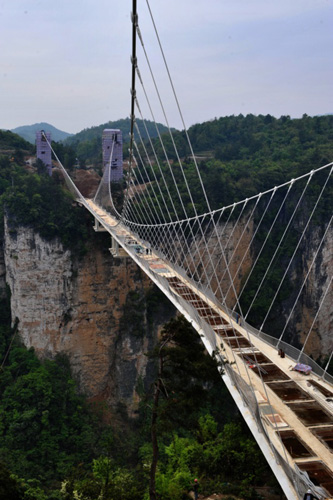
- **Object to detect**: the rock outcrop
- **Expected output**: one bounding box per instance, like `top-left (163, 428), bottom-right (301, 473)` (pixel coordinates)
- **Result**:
top-left (1, 210), bottom-right (331, 412)
top-left (3, 216), bottom-right (174, 413)
top-left (294, 225), bottom-right (333, 359)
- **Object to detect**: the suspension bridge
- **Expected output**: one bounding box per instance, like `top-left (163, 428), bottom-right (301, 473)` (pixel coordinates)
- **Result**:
top-left (45, 1), bottom-right (333, 498)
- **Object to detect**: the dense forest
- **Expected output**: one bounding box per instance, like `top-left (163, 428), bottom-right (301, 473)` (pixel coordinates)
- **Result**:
top-left (54, 113), bottom-right (333, 212)
top-left (135, 113), bottom-right (333, 215)
top-left (0, 290), bottom-right (276, 499)
top-left (0, 114), bottom-right (332, 499)
top-left (0, 131), bottom-right (33, 165)
top-left (59, 118), bottom-right (172, 170)
top-left (10, 123), bottom-right (72, 145)
top-left (0, 155), bottom-right (88, 256)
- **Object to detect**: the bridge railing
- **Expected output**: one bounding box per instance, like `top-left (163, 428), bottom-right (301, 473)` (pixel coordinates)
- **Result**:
top-left (225, 365), bottom-right (326, 500)
top-left (225, 362), bottom-right (259, 411)
top-left (135, 242), bottom-right (333, 386)
top-left (88, 201), bottom-right (333, 386)
top-left (224, 310), bottom-right (333, 386)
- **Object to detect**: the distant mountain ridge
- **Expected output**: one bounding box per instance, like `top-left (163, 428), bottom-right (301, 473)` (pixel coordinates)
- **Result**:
top-left (11, 122), bottom-right (72, 144)
top-left (64, 117), bottom-right (174, 145)
top-left (10, 118), bottom-right (173, 146)
top-left (0, 130), bottom-right (33, 153)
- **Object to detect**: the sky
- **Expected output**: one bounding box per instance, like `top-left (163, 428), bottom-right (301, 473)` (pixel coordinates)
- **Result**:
top-left (0, 0), bottom-right (332, 134)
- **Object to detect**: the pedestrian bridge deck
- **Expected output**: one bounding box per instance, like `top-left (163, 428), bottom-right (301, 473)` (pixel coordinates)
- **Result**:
top-left (84, 198), bottom-right (333, 498)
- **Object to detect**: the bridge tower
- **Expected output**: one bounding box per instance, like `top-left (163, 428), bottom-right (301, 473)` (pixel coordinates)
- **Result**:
top-left (36, 130), bottom-right (52, 176)
top-left (102, 129), bottom-right (123, 182)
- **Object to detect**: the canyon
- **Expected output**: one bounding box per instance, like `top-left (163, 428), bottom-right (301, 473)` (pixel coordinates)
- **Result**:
top-left (1, 203), bottom-right (331, 412)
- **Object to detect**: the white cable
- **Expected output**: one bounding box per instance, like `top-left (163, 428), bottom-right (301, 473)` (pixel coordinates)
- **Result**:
top-left (224, 189), bottom-right (276, 304)
top-left (280, 214), bottom-right (332, 347)
top-left (261, 167), bottom-right (332, 331)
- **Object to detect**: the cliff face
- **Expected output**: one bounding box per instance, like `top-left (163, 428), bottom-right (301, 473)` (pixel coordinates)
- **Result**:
top-left (196, 218), bottom-right (254, 308)
top-left (190, 216), bottom-right (332, 360)
top-left (2, 213), bottom-right (331, 412)
top-left (294, 225), bottom-right (333, 358)
top-left (3, 217), bottom-right (172, 413)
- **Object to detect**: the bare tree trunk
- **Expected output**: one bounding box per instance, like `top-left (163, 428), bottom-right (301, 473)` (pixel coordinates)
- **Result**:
top-left (149, 376), bottom-right (161, 500)
top-left (149, 333), bottom-right (173, 500)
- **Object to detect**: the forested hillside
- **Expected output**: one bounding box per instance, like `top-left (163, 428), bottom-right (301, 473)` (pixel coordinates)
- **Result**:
top-left (131, 114), bottom-right (333, 229)
top-left (0, 156), bottom-right (88, 256)
top-left (65, 118), bottom-right (172, 145)
top-left (0, 130), bottom-right (33, 155)
top-left (61, 118), bottom-right (173, 169)
top-left (56, 114), bottom-right (333, 211)
top-left (142, 113), bottom-right (333, 212)
top-left (11, 123), bottom-right (72, 145)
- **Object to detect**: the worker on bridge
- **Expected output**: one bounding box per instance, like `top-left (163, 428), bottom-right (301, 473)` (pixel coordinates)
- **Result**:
top-left (193, 478), bottom-right (199, 500)
top-left (303, 489), bottom-right (319, 500)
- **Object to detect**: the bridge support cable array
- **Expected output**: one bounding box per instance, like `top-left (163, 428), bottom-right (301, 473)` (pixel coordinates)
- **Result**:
top-left (47, 1), bottom-right (333, 496)
top-left (222, 189), bottom-right (276, 304)
top-left (260, 167), bottom-right (333, 333)
top-left (236, 184), bottom-right (292, 307)
top-left (53, 141), bottom-right (333, 498)
top-left (137, 0), bottom-right (264, 324)
top-left (124, 18), bottom-right (332, 360)
top-left (134, 5), bottom-right (245, 316)
top-left (100, 6), bottom-right (333, 489)
top-left (279, 214), bottom-right (333, 348)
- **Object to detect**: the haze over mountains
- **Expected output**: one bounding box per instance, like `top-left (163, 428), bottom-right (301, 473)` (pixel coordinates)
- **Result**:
top-left (9, 114), bottom-right (332, 147)
top-left (10, 122), bottom-right (72, 144)
top-left (9, 118), bottom-right (173, 145)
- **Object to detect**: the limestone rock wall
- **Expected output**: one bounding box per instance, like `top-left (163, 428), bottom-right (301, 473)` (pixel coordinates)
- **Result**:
top-left (197, 218), bottom-right (254, 308)
top-left (191, 216), bottom-right (332, 360)
top-left (293, 225), bottom-right (333, 359)
top-left (3, 217), bottom-right (166, 412)
top-left (2, 213), bottom-right (331, 412)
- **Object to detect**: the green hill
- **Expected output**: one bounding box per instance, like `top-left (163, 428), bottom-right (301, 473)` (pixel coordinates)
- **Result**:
top-left (59, 117), bottom-right (174, 167)
top-left (0, 130), bottom-right (33, 154)
top-left (144, 113), bottom-right (333, 212)
top-left (65, 117), bottom-right (174, 145)
top-left (11, 122), bottom-right (72, 144)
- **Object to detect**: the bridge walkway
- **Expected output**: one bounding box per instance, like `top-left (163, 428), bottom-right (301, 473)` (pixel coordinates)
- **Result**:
top-left (84, 198), bottom-right (333, 499)
top-left (168, 275), bottom-right (333, 495)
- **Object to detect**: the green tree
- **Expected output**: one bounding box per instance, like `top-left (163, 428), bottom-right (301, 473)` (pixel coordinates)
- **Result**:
top-left (145, 316), bottom-right (226, 500)
top-left (0, 349), bottom-right (97, 482)
top-left (0, 462), bottom-right (24, 500)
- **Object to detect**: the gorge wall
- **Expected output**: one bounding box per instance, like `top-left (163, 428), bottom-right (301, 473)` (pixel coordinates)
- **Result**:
top-left (2, 216), bottom-right (175, 414)
top-left (1, 211), bottom-right (331, 413)
top-left (297, 225), bottom-right (332, 358)
top-left (201, 218), bottom-right (332, 360)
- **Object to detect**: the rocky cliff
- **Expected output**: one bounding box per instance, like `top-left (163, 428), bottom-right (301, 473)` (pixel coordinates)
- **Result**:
top-left (190, 215), bottom-right (332, 361)
top-left (295, 225), bottom-right (332, 359)
top-left (1, 210), bottom-right (331, 412)
top-left (3, 215), bottom-right (174, 414)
